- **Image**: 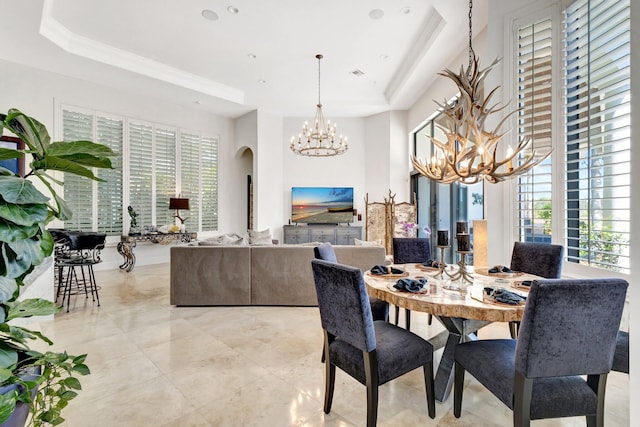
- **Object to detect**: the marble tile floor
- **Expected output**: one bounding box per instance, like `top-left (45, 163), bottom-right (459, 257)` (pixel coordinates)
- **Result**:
top-left (29, 264), bottom-right (629, 426)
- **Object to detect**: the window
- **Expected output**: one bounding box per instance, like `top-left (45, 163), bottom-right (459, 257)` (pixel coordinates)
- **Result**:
top-left (563, 0), bottom-right (630, 273)
top-left (515, 18), bottom-right (554, 243)
top-left (62, 110), bottom-right (123, 233)
top-left (412, 110), bottom-right (484, 264)
top-left (60, 106), bottom-right (219, 235)
top-left (511, 0), bottom-right (630, 273)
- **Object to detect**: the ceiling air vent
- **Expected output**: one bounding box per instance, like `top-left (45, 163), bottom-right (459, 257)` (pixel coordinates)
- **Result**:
top-left (351, 69), bottom-right (365, 77)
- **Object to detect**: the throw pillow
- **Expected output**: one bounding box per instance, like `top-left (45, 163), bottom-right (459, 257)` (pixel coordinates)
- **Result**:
top-left (354, 238), bottom-right (382, 246)
top-left (248, 228), bottom-right (272, 245)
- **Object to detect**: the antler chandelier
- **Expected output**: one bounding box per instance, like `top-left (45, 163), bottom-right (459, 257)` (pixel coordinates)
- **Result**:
top-left (411, 0), bottom-right (551, 184)
top-left (290, 54), bottom-right (348, 157)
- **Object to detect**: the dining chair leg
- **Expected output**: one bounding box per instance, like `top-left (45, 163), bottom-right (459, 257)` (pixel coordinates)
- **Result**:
top-left (394, 306), bottom-right (400, 325)
top-left (586, 374), bottom-right (606, 427)
top-left (424, 362), bottom-right (436, 419)
top-left (364, 352), bottom-right (379, 427)
top-left (405, 309), bottom-right (411, 331)
top-left (428, 314), bottom-right (433, 325)
top-left (513, 372), bottom-right (532, 427)
top-left (324, 359), bottom-right (335, 414)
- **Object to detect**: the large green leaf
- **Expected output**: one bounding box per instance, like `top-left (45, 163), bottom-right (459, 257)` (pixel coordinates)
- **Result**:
top-left (0, 276), bottom-right (18, 306)
top-left (0, 342), bottom-right (18, 370)
top-left (0, 218), bottom-right (40, 243)
top-left (35, 172), bottom-right (72, 221)
top-left (53, 153), bottom-right (113, 169)
top-left (8, 238), bottom-right (45, 270)
top-left (0, 148), bottom-right (22, 161)
top-left (47, 140), bottom-right (116, 158)
top-left (0, 176), bottom-right (49, 204)
top-left (6, 298), bottom-right (60, 321)
top-left (39, 228), bottom-right (54, 258)
top-left (31, 157), bottom-right (101, 181)
top-left (0, 388), bottom-right (17, 424)
top-left (3, 109), bottom-right (50, 154)
top-left (0, 199), bottom-right (48, 226)
top-left (1, 242), bottom-right (32, 279)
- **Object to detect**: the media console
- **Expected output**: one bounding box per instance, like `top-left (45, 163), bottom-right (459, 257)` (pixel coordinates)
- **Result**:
top-left (283, 225), bottom-right (362, 245)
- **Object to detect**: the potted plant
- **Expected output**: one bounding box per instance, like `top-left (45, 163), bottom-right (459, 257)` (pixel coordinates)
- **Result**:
top-left (0, 108), bottom-right (115, 426)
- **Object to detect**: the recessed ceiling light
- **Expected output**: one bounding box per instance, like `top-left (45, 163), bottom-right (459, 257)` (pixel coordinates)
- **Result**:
top-left (248, 53), bottom-right (257, 59)
top-left (194, 100), bottom-right (201, 105)
top-left (227, 6), bottom-right (239, 14)
top-left (201, 9), bottom-right (219, 21)
top-left (369, 9), bottom-right (384, 20)
top-left (258, 79), bottom-right (266, 84)
top-left (400, 6), bottom-right (412, 14)
top-left (380, 54), bottom-right (389, 60)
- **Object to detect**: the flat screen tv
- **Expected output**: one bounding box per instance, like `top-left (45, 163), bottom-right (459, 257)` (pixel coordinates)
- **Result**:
top-left (291, 187), bottom-right (354, 224)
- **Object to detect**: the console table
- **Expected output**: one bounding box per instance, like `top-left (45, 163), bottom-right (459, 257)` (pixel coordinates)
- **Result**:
top-left (118, 232), bottom-right (197, 272)
top-left (283, 225), bottom-right (361, 245)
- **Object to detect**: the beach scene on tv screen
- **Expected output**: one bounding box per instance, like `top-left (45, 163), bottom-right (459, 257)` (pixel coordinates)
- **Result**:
top-left (292, 187), bottom-right (354, 224)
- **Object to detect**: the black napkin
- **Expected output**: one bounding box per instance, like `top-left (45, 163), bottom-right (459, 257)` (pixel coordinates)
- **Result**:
top-left (370, 265), bottom-right (403, 275)
top-left (394, 278), bottom-right (427, 293)
top-left (422, 259), bottom-right (443, 268)
top-left (483, 287), bottom-right (526, 305)
top-left (488, 265), bottom-right (513, 273)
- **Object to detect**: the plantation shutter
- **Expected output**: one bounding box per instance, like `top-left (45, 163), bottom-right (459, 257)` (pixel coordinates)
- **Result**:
top-left (129, 122), bottom-right (154, 227)
top-left (564, 0), bottom-right (631, 272)
top-left (155, 128), bottom-right (176, 227)
top-left (515, 18), bottom-right (554, 243)
top-left (201, 136), bottom-right (219, 231)
top-left (180, 133), bottom-right (201, 230)
top-left (62, 109), bottom-right (94, 230)
top-left (96, 116), bottom-right (123, 235)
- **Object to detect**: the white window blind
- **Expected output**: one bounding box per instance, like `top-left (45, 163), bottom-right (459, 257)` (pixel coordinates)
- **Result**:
top-left (155, 128), bottom-right (176, 227)
top-left (128, 122), bottom-right (154, 227)
top-left (515, 18), bottom-right (554, 243)
top-left (96, 116), bottom-right (123, 234)
top-left (180, 133), bottom-right (202, 230)
top-left (564, 0), bottom-right (630, 273)
top-left (61, 107), bottom-right (219, 234)
top-left (200, 136), bottom-right (219, 231)
top-left (62, 109), bottom-right (95, 231)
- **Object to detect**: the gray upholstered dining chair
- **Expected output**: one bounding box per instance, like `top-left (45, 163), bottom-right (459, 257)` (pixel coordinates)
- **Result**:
top-left (612, 330), bottom-right (629, 374)
top-left (453, 278), bottom-right (628, 427)
top-left (392, 237), bottom-right (432, 329)
top-left (508, 241), bottom-right (564, 338)
top-left (311, 259), bottom-right (436, 426)
top-left (314, 242), bottom-right (389, 322)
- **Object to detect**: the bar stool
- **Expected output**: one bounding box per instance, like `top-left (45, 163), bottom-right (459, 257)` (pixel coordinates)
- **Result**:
top-left (55, 232), bottom-right (106, 312)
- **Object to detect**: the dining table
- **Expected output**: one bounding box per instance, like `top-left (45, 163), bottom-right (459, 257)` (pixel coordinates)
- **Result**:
top-left (364, 263), bottom-right (540, 402)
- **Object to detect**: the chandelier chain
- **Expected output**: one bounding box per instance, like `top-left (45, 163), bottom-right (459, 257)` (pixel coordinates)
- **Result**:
top-left (317, 54), bottom-right (322, 106)
top-left (468, 0), bottom-right (473, 70)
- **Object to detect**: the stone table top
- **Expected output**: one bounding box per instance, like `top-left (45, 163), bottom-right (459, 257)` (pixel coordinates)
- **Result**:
top-left (365, 264), bottom-right (539, 323)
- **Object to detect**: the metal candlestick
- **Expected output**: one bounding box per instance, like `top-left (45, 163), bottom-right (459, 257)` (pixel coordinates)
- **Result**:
top-left (447, 251), bottom-right (474, 284)
top-left (434, 245), bottom-right (449, 279)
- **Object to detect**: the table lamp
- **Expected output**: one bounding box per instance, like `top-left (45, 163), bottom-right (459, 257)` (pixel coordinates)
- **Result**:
top-left (169, 197), bottom-right (190, 225)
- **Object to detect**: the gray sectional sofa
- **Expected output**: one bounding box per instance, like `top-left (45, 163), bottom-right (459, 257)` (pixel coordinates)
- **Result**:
top-left (170, 244), bottom-right (386, 306)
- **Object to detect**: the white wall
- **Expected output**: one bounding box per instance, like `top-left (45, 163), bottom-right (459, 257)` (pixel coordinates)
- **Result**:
top-left (0, 59), bottom-right (237, 271)
top-left (255, 110), bottom-right (284, 241)
top-left (363, 111), bottom-right (411, 204)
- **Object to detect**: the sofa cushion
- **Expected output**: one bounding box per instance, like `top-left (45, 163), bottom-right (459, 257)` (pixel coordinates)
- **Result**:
top-left (248, 228), bottom-right (273, 245)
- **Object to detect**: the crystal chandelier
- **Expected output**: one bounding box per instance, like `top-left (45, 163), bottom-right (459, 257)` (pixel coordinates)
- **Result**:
top-left (411, 0), bottom-right (551, 184)
top-left (290, 54), bottom-right (348, 157)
